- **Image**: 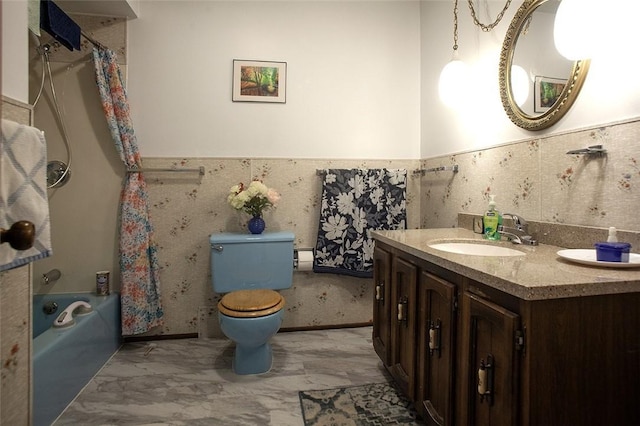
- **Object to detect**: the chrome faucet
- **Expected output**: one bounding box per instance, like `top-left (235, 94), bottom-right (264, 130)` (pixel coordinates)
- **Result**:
top-left (498, 213), bottom-right (538, 245)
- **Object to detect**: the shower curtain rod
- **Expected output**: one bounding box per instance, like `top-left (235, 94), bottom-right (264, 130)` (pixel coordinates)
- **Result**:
top-left (81, 30), bottom-right (108, 50)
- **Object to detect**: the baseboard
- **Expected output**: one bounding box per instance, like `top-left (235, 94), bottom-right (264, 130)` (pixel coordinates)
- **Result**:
top-left (123, 332), bottom-right (198, 343)
top-left (280, 321), bottom-right (372, 333)
top-left (122, 322), bottom-right (373, 342)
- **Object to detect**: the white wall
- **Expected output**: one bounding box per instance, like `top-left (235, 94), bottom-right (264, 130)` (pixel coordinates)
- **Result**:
top-left (2, 0), bottom-right (28, 103)
top-left (127, 1), bottom-right (422, 159)
top-left (420, 0), bottom-right (640, 158)
top-left (6, 0), bottom-right (639, 160)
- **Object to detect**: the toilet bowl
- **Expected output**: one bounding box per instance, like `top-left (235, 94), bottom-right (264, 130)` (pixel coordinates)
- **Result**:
top-left (210, 232), bottom-right (294, 375)
top-left (218, 289), bottom-right (284, 375)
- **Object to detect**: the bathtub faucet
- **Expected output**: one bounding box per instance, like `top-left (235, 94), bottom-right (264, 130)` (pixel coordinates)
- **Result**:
top-left (42, 269), bottom-right (62, 285)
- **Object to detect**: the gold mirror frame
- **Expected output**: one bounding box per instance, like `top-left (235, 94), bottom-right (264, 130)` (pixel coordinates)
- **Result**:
top-left (499, 0), bottom-right (590, 131)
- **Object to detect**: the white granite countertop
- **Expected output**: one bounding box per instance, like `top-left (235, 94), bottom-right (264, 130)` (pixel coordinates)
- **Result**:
top-left (372, 228), bottom-right (640, 301)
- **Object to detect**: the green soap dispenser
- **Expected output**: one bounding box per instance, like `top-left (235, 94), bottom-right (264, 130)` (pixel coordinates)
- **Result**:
top-left (483, 195), bottom-right (502, 240)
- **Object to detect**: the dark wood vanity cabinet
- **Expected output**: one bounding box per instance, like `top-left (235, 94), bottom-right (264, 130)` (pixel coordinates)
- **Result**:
top-left (372, 246), bottom-right (392, 366)
top-left (373, 244), bottom-right (459, 424)
top-left (458, 292), bottom-right (520, 426)
top-left (372, 245), bottom-right (419, 399)
top-left (417, 271), bottom-right (457, 426)
top-left (373, 244), bottom-right (522, 425)
top-left (389, 256), bottom-right (418, 399)
top-left (373, 240), bottom-right (640, 426)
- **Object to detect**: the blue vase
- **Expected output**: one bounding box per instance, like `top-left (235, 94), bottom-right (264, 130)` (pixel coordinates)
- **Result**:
top-left (247, 215), bottom-right (266, 234)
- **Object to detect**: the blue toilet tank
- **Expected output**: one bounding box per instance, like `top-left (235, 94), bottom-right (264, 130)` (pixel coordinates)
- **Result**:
top-left (210, 231), bottom-right (295, 293)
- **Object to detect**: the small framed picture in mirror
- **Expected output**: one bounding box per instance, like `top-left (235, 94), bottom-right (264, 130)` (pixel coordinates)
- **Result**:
top-left (232, 60), bottom-right (287, 103)
top-left (534, 76), bottom-right (567, 113)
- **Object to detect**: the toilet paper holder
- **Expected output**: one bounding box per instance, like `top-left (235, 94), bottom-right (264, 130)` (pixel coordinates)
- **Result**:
top-left (294, 248), bottom-right (314, 271)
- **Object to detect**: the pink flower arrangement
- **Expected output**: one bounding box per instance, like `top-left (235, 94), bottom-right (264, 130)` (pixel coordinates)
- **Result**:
top-left (227, 180), bottom-right (281, 217)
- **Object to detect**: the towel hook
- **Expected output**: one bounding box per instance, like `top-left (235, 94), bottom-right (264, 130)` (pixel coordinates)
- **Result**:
top-left (0, 221), bottom-right (36, 251)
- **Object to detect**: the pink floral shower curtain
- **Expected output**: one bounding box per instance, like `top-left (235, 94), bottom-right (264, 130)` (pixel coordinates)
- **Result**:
top-left (92, 47), bottom-right (163, 335)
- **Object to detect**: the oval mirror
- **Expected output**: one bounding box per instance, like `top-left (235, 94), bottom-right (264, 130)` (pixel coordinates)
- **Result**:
top-left (499, 0), bottom-right (590, 131)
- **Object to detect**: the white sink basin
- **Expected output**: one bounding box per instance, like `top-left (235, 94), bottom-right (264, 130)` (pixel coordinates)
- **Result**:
top-left (428, 242), bottom-right (526, 257)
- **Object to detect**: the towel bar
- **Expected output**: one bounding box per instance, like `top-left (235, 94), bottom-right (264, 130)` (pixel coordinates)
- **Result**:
top-left (315, 168), bottom-right (416, 176)
top-left (126, 166), bottom-right (205, 176)
top-left (414, 165), bottom-right (459, 175)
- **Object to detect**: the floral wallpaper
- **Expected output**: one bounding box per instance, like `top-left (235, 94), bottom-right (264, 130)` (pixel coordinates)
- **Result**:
top-left (141, 158), bottom-right (421, 337)
top-left (421, 119), bottom-right (640, 233)
top-left (142, 117), bottom-right (640, 338)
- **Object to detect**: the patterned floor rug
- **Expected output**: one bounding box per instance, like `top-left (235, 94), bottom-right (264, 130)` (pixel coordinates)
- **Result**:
top-left (299, 382), bottom-right (424, 425)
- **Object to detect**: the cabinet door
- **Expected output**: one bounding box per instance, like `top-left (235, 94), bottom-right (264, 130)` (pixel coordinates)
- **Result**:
top-left (390, 257), bottom-right (418, 400)
top-left (459, 292), bottom-right (520, 426)
top-left (372, 246), bottom-right (392, 366)
top-left (417, 271), bottom-right (456, 426)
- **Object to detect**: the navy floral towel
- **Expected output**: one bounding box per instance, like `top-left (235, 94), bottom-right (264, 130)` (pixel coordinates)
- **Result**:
top-left (313, 168), bottom-right (407, 278)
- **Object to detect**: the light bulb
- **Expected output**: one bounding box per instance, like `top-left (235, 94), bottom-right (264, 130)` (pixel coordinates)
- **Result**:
top-left (438, 58), bottom-right (469, 108)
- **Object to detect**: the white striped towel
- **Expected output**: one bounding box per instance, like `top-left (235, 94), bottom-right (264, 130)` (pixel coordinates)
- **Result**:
top-left (1, 119), bottom-right (52, 272)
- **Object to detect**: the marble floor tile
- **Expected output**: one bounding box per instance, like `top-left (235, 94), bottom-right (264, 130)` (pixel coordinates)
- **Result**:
top-left (54, 326), bottom-right (391, 425)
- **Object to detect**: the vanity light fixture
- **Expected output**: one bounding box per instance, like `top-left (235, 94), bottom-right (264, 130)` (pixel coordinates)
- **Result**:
top-left (555, 0), bottom-right (639, 61)
top-left (440, 0), bottom-right (515, 107)
top-left (553, 0), bottom-right (597, 60)
top-left (438, 0), bottom-right (469, 107)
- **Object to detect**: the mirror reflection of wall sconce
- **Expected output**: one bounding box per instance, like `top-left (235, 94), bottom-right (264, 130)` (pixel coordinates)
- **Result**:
top-left (510, 65), bottom-right (530, 106)
top-left (439, 0), bottom-right (514, 107)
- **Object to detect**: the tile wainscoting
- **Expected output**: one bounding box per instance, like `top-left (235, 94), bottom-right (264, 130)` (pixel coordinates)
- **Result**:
top-left (141, 116), bottom-right (640, 339)
top-left (421, 118), bottom-right (640, 233)
top-left (142, 158), bottom-right (421, 337)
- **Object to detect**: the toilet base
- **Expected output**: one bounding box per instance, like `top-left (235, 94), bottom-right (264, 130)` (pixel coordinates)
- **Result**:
top-left (233, 342), bottom-right (273, 375)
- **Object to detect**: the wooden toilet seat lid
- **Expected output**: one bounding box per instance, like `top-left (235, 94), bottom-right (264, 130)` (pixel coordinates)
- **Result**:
top-left (218, 289), bottom-right (284, 318)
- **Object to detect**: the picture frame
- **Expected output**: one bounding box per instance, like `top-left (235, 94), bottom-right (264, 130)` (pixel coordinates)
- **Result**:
top-left (534, 76), bottom-right (567, 113)
top-left (232, 60), bottom-right (287, 103)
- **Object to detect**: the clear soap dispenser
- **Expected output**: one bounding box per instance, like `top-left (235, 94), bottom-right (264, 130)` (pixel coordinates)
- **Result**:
top-left (607, 227), bottom-right (618, 243)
